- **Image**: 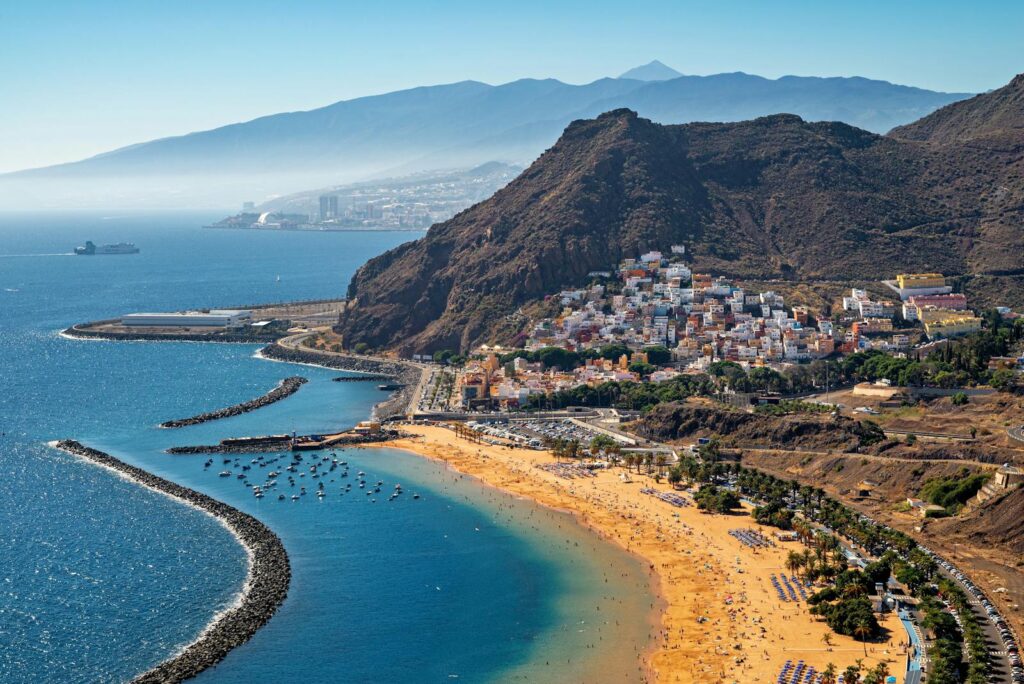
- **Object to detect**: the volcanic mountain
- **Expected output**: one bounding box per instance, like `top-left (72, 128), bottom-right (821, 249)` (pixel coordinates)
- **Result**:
top-left (0, 68), bottom-right (968, 208)
top-left (336, 73), bottom-right (1024, 355)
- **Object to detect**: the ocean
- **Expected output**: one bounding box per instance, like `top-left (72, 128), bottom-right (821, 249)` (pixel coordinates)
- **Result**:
top-left (0, 212), bottom-right (653, 683)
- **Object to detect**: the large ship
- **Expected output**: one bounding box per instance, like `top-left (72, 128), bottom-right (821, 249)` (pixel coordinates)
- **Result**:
top-left (74, 241), bottom-right (140, 255)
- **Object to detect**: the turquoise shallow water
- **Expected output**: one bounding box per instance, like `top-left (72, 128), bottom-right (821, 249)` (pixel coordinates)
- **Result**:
top-left (0, 212), bottom-right (653, 683)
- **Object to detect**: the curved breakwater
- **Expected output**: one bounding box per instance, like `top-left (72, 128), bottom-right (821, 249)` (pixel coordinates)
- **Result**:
top-left (258, 343), bottom-right (422, 419)
top-left (159, 376), bottom-right (307, 428)
top-left (52, 440), bottom-right (290, 684)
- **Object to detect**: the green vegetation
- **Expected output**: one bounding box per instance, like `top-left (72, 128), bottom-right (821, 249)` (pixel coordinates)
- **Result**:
top-left (928, 310), bottom-right (1024, 391)
top-left (524, 374), bottom-right (716, 411)
top-left (919, 469), bottom-right (989, 513)
top-left (431, 349), bottom-right (466, 365)
top-left (693, 484), bottom-right (740, 513)
top-left (678, 460), bottom-right (995, 681)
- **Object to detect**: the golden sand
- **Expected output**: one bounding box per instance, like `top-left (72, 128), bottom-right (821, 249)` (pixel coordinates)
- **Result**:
top-left (369, 425), bottom-right (910, 683)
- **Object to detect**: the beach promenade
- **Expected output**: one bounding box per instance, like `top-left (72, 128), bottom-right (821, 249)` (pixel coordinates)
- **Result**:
top-left (369, 425), bottom-right (907, 683)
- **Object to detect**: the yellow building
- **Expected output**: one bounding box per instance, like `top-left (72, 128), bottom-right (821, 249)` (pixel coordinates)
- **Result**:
top-left (918, 307), bottom-right (969, 325)
top-left (924, 314), bottom-right (982, 339)
top-left (897, 273), bottom-right (946, 290)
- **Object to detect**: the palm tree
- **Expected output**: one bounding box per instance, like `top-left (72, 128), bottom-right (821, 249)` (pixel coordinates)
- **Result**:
top-left (655, 454), bottom-right (668, 475)
top-left (786, 551), bottom-right (803, 578)
top-left (820, 663), bottom-right (837, 684)
top-left (821, 632), bottom-right (833, 649)
top-left (853, 619), bottom-right (873, 658)
top-left (843, 582), bottom-right (867, 599)
top-left (863, 662), bottom-right (889, 684)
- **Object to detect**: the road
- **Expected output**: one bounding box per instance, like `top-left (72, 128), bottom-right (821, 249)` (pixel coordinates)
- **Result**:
top-left (932, 560), bottom-right (1016, 683)
top-left (1009, 425), bottom-right (1024, 445)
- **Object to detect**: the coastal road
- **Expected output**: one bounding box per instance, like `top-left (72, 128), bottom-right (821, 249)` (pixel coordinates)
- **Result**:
top-left (1009, 425), bottom-right (1024, 445)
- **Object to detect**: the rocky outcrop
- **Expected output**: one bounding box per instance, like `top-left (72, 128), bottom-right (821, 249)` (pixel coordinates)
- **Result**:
top-left (635, 402), bottom-right (885, 452)
top-left (160, 377), bottom-right (307, 428)
top-left (336, 74), bottom-right (1024, 354)
top-left (52, 440), bottom-right (290, 684)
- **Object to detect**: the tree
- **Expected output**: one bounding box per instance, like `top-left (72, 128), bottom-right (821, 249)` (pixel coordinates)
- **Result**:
top-left (863, 663), bottom-right (889, 684)
top-left (842, 663), bottom-right (862, 684)
top-left (853, 617), bottom-right (873, 657)
top-left (628, 361), bottom-right (657, 376)
top-left (786, 550), bottom-right (804, 578)
top-left (951, 391), bottom-right (969, 406)
top-left (667, 466), bottom-right (683, 488)
top-left (821, 663), bottom-right (837, 684)
top-left (643, 345), bottom-right (672, 365)
top-left (353, 342), bottom-right (370, 354)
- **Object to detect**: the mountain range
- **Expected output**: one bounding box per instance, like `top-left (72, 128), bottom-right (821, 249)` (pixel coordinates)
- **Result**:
top-left (0, 63), bottom-right (971, 208)
top-left (335, 73), bottom-right (1024, 355)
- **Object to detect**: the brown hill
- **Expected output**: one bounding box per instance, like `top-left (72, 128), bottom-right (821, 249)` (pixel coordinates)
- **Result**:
top-left (337, 75), bottom-right (1024, 354)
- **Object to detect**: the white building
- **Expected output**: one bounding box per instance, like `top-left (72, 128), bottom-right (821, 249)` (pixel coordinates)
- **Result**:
top-left (121, 309), bottom-right (253, 328)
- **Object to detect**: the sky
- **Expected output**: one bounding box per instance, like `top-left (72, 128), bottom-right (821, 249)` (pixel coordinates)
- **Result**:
top-left (1, 0), bottom-right (1022, 174)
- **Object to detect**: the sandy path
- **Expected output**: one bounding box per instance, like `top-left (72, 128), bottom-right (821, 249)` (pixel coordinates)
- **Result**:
top-left (366, 425), bottom-right (909, 683)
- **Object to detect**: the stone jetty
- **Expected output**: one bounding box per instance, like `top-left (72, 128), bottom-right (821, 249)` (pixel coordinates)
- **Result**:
top-left (259, 343), bottom-right (422, 420)
top-left (53, 440), bottom-right (290, 684)
top-left (160, 377), bottom-right (307, 428)
top-left (166, 430), bottom-right (399, 454)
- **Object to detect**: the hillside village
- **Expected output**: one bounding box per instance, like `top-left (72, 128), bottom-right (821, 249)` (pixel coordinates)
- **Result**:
top-left (449, 247), bottom-right (1018, 411)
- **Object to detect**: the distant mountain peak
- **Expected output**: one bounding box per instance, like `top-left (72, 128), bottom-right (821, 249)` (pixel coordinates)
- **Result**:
top-left (618, 60), bottom-right (683, 81)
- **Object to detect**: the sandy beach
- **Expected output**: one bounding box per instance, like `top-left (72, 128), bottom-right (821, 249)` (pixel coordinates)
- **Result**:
top-left (371, 425), bottom-right (909, 683)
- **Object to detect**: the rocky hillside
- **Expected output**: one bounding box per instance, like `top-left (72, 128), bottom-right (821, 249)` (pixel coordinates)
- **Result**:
top-left (633, 401), bottom-right (884, 452)
top-left (337, 74), bottom-right (1024, 354)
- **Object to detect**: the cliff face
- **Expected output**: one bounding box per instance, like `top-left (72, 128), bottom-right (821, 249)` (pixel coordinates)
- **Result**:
top-left (338, 75), bottom-right (1024, 355)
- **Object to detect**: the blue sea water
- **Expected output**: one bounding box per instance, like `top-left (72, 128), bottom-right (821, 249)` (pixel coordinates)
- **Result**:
top-left (0, 212), bottom-right (653, 683)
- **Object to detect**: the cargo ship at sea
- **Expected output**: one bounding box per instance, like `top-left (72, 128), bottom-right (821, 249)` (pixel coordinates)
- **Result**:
top-left (74, 241), bottom-right (140, 255)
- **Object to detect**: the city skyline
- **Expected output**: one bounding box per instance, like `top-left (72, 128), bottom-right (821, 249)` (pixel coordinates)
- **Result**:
top-left (2, 0), bottom-right (1022, 173)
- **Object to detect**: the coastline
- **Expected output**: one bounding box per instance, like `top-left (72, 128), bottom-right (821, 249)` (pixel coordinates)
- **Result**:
top-left (365, 425), bottom-right (907, 683)
top-left (51, 440), bottom-right (290, 684)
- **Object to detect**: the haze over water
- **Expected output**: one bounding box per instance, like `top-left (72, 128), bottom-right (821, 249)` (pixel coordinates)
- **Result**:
top-left (0, 212), bottom-right (653, 683)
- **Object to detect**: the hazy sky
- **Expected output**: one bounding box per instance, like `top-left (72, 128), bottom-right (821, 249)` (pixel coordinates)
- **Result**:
top-left (1, 0), bottom-right (1022, 173)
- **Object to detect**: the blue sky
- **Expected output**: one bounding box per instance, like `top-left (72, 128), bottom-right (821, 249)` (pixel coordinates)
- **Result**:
top-left (1, 0), bottom-right (1022, 173)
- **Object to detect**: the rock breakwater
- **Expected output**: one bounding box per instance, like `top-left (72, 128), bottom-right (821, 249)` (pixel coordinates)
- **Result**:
top-left (160, 377), bottom-right (307, 428)
top-left (53, 440), bottom-right (290, 684)
top-left (259, 343), bottom-right (422, 420)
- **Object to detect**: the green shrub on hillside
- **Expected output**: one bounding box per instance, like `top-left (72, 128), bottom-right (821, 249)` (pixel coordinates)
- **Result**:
top-left (919, 468), bottom-right (989, 512)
